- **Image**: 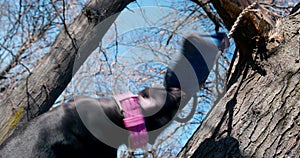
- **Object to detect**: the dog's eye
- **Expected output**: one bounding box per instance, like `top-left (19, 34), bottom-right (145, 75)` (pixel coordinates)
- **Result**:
top-left (139, 88), bottom-right (150, 98)
top-left (142, 93), bottom-right (149, 98)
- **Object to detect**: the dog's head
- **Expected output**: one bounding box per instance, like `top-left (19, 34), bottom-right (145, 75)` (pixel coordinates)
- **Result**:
top-left (137, 87), bottom-right (182, 130)
top-left (135, 87), bottom-right (183, 144)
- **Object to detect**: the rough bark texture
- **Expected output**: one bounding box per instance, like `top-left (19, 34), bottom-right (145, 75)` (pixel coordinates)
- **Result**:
top-left (209, 0), bottom-right (273, 90)
top-left (0, 0), bottom-right (134, 144)
top-left (178, 13), bottom-right (300, 158)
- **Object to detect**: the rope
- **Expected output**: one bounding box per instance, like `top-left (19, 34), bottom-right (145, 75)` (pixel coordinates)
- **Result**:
top-left (228, 2), bottom-right (258, 39)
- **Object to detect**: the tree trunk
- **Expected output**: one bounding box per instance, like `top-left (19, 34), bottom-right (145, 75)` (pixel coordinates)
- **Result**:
top-left (178, 12), bottom-right (300, 158)
top-left (0, 0), bottom-right (134, 144)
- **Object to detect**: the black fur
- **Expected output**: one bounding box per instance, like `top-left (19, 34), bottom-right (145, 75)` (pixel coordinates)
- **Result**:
top-left (0, 87), bottom-right (182, 158)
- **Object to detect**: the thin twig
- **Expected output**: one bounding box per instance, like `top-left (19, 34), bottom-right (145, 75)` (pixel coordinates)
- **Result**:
top-left (166, 5), bottom-right (199, 46)
top-left (190, 0), bottom-right (222, 31)
top-left (113, 22), bottom-right (119, 63)
top-left (51, 0), bottom-right (78, 52)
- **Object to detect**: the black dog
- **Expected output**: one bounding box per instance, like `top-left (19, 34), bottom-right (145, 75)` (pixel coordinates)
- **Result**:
top-left (0, 87), bottom-right (181, 158)
top-left (0, 33), bottom-right (224, 158)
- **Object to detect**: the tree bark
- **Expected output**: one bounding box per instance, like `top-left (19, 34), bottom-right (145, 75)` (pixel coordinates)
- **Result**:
top-left (209, 0), bottom-right (273, 89)
top-left (0, 0), bottom-right (134, 144)
top-left (178, 12), bottom-right (300, 158)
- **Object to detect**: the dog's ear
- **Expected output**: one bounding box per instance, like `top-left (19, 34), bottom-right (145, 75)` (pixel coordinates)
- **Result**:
top-left (164, 34), bottom-right (221, 98)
